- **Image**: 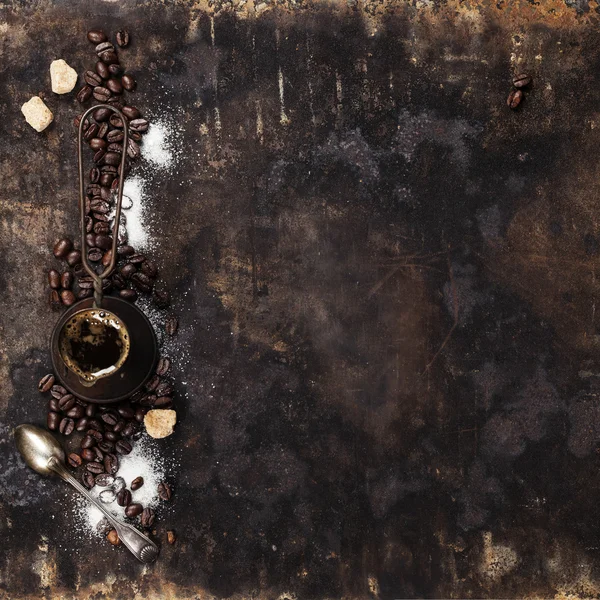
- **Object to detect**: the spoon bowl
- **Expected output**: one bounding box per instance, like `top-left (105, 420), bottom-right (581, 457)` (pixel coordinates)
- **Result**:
top-left (14, 424), bottom-right (65, 476)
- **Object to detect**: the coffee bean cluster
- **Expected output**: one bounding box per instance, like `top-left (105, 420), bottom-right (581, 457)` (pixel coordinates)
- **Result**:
top-left (507, 73), bottom-right (533, 110)
top-left (39, 367), bottom-right (173, 531)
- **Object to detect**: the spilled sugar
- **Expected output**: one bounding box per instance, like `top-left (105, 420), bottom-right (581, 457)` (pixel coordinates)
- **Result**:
top-left (71, 433), bottom-right (177, 538)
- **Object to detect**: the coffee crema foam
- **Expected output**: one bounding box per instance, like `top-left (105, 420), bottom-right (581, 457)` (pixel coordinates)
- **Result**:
top-left (59, 309), bottom-right (130, 383)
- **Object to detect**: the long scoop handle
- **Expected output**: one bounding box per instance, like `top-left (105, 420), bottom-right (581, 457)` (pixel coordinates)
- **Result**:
top-left (48, 457), bottom-right (159, 564)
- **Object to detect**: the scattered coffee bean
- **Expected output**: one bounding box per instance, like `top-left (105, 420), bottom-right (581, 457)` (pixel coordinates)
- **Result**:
top-left (104, 453), bottom-right (119, 474)
top-left (107, 79), bottom-right (123, 95)
top-left (76, 85), bottom-right (93, 104)
top-left (158, 482), bottom-right (172, 501)
top-left (167, 530), bottom-right (176, 545)
top-left (156, 357), bottom-right (171, 377)
top-left (507, 89), bottom-right (523, 109)
top-left (129, 118), bottom-right (148, 132)
top-left (53, 238), bottom-right (73, 258)
top-left (113, 419), bottom-right (126, 433)
top-left (104, 430), bottom-right (119, 442)
top-left (98, 440), bottom-right (114, 453)
top-left (48, 269), bottom-right (61, 289)
top-left (59, 417), bottom-right (75, 436)
top-left (513, 73), bottom-right (532, 88)
top-left (95, 41), bottom-right (114, 54)
top-left (127, 138), bottom-right (140, 159)
top-left (76, 417), bottom-right (89, 432)
top-left (66, 404), bottom-right (85, 419)
top-left (125, 503), bottom-right (143, 517)
top-left (119, 288), bottom-right (138, 302)
top-left (47, 411), bottom-right (60, 431)
top-left (61, 271), bottom-right (73, 290)
top-left (115, 439), bottom-right (132, 455)
top-left (48, 397), bottom-right (60, 412)
top-left (122, 422), bottom-right (137, 438)
top-left (95, 60), bottom-right (110, 79)
top-left (51, 384), bottom-right (67, 398)
top-left (66, 250), bottom-right (82, 267)
top-left (121, 74), bottom-right (136, 91)
top-left (82, 471), bottom-right (96, 489)
top-left (140, 507), bottom-right (155, 527)
top-left (154, 396), bottom-right (173, 408)
top-left (38, 373), bottom-right (55, 392)
top-left (117, 405), bottom-right (135, 420)
top-left (60, 289), bottom-right (76, 306)
top-left (95, 474), bottom-right (115, 487)
top-left (85, 404), bottom-right (97, 418)
top-left (88, 248), bottom-right (103, 262)
top-left (68, 453), bottom-right (83, 468)
top-left (89, 137), bottom-right (107, 151)
top-left (107, 529), bottom-right (120, 545)
top-left (117, 488), bottom-right (132, 507)
top-left (101, 412), bottom-right (118, 426)
top-left (94, 107), bottom-right (111, 122)
top-left (99, 50), bottom-right (119, 64)
top-left (156, 382), bottom-right (172, 397)
top-left (113, 476), bottom-right (126, 493)
top-left (134, 407), bottom-right (146, 423)
top-left (153, 288), bottom-right (170, 308)
top-left (131, 476), bottom-right (144, 491)
top-left (108, 63), bottom-right (123, 76)
top-left (140, 394), bottom-right (157, 407)
top-left (116, 29), bottom-right (130, 47)
top-left (103, 151), bottom-right (121, 165)
top-left (165, 315), bottom-right (178, 336)
top-left (81, 448), bottom-right (96, 462)
top-left (86, 461), bottom-right (105, 474)
top-left (87, 29), bottom-right (107, 44)
top-left (49, 289), bottom-right (61, 310)
top-left (84, 70), bottom-right (103, 86)
top-left (58, 394), bottom-right (76, 411)
top-left (95, 234), bottom-right (112, 250)
top-left (81, 435), bottom-right (96, 449)
top-left (99, 489), bottom-right (117, 504)
top-left (121, 105), bottom-right (140, 120)
top-left (86, 428), bottom-right (103, 442)
top-left (93, 86), bottom-right (111, 102)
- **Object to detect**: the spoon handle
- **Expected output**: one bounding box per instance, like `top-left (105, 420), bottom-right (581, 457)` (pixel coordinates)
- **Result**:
top-left (48, 457), bottom-right (159, 564)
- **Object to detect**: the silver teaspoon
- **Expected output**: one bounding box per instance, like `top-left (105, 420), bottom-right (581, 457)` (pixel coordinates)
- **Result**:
top-left (14, 424), bottom-right (159, 564)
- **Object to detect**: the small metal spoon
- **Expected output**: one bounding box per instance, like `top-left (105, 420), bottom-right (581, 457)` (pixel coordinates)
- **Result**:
top-left (14, 424), bottom-right (159, 564)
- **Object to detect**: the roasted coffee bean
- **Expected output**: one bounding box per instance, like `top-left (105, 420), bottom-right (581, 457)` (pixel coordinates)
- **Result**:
top-left (95, 234), bottom-right (112, 250)
top-left (109, 114), bottom-right (125, 128)
top-left (96, 41), bottom-right (114, 54)
top-left (156, 357), bottom-right (171, 377)
top-left (116, 29), bottom-right (130, 47)
top-left (103, 151), bottom-right (121, 166)
top-left (58, 394), bottom-right (75, 411)
top-left (81, 435), bottom-right (96, 449)
top-left (66, 404), bottom-right (85, 419)
top-left (81, 448), bottom-right (96, 462)
top-left (153, 289), bottom-right (171, 309)
top-left (98, 441), bottom-right (115, 453)
top-left (117, 288), bottom-right (136, 303)
top-left (129, 118), bottom-right (148, 132)
top-left (60, 271), bottom-right (73, 290)
top-left (53, 238), bottom-right (73, 258)
top-left (158, 482), bottom-right (172, 501)
top-left (145, 375), bottom-right (160, 393)
top-left (122, 422), bottom-right (137, 438)
top-left (49, 289), bottom-right (61, 310)
top-left (115, 440), bottom-right (132, 456)
top-left (59, 417), bottom-right (75, 436)
top-left (66, 250), bottom-right (82, 267)
top-left (94, 60), bottom-right (110, 79)
top-left (82, 470), bottom-right (96, 489)
top-left (97, 122), bottom-right (109, 138)
top-left (84, 123), bottom-right (100, 142)
top-left (76, 417), bottom-right (89, 432)
top-left (130, 131), bottom-right (142, 142)
top-left (121, 74), bottom-right (136, 91)
top-left (165, 315), bottom-right (179, 336)
top-left (125, 503), bottom-right (143, 517)
top-left (84, 70), bottom-right (103, 86)
top-left (90, 167), bottom-right (100, 183)
top-left (140, 394), bottom-right (157, 407)
top-left (89, 138), bottom-right (107, 151)
top-left (107, 79), bottom-right (123, 95)
top-left (39, 373), bottom-right (55, 392)
top-left (73, 114), bottom-right (85, 129)
top-left (93, 446), bottom-right (104, 462)
top-left (140, 507), bottom-right (155, 528)
top-left (107, 130), bottom-right (124, 144)
top-left (125, 138), bottom-right (140, 160)
top-left (102, 250), bottom-right (113, 267)
top-left (87, 183), bottom-right (101, 197)
top-left (117, 405), bottom-right (135, 420)
top-left (76, 85), bottom-right (93, 104)
top-left (60, 289), bottom-right (76, 307)
top-left (85, 403), bottom-right (97, 418)
top-left (111, 273), bottom-right (126, 290)
top-left (134, 407), bottom-right (147, 422)
top-left (132, 271), bottom-right (153, 292)
top-left (87, 29), bottom-right (107, 43)
top-left (117, 489), bottom-right (132, 507)
top-left (513, 73), bottom-right (532, 88)
top-left (121, 106), bottom-right (140, 120)
top-left (99, 50), bottom-right (119, 64)
top-left (104, 430), bottom-right (119, 442)
top-left (101, 412), bottom-right (118, 426)
top-left (107, 529), bottom-right (120, 545)
top-left (94, 221), bottom-right (111, 235)
top-left (167, 531), bottom-right (177, 545)
top-left (113, 420), bottom-right (126, 434)
top-left (68, 453), bottom-right (83, 468)
top-left (86, 461), bottom-right (105, 475)
top-left (120, 263), bottom-right (136, 279)
top-left (105, 143), bottom-right (121, 154)
top-left (88, 248), bottom-right (103, 262)
top-left (85, 216), bottom-right (93, 233)
top-left (48, 269), bottom-right (61, 290)
top-left (85, 233), bottom-right (97, 248)
top-left (78, 276), bottom-right (94, 289)
top-left (117, 245), bottom-right (135, 257)
top-left (95, 474), bottom-right (115, 487)
top-left (130, 476), bottom-right (144, 491)
top-left (98, 489), bottom-right (116, 505)
top-left (91, 198), bottom-right (110, 214)
top-left (507, 89), bottom-right (523, 109)
top-left (156, 382), bottom-right (172, 398)
top-left (106, 63), bottom-right (122, 77)
top-left (87, 428), bottom-right (103, 442)
top-left (93, 211), bottom-right (109, 222)
top-left (48, 397), bottom-right (60, 412)
top-left (51, 384), bottom-right (67, 398)
top-left (94, 107), bottom-right (111, 122)
top-left (154, 396), bottom-right (173, 408)
top-left (129, 253), bottom-right (146, 264)
top-left (47, 411), bottom-right (60, 431)
top-left (77, 288), bottom-right (91, 301)
top-left (93, 86), bottom-right (111, 102)
top-left (88, 418), bottom-right (103, 431)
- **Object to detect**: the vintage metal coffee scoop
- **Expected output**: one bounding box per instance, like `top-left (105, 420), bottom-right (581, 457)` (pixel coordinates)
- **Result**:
top-left (14, 424), bottom-right (159, 563)
top-left (50, 105), bottom-right (158, 403)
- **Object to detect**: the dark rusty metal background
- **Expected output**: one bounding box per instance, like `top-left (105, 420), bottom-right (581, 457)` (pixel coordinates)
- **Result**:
top-left (2, 0), bottom-right (600, 598)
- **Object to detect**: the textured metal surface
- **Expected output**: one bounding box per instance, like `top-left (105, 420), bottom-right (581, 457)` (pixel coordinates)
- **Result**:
top-left (1, 0), bottom-right (600, 598)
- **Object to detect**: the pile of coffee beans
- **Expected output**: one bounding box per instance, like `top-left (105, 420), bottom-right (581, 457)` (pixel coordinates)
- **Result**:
top-left (41, 29), bottom-right (178, 547)
top-left (507, 73), bottom-right (533, 110)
